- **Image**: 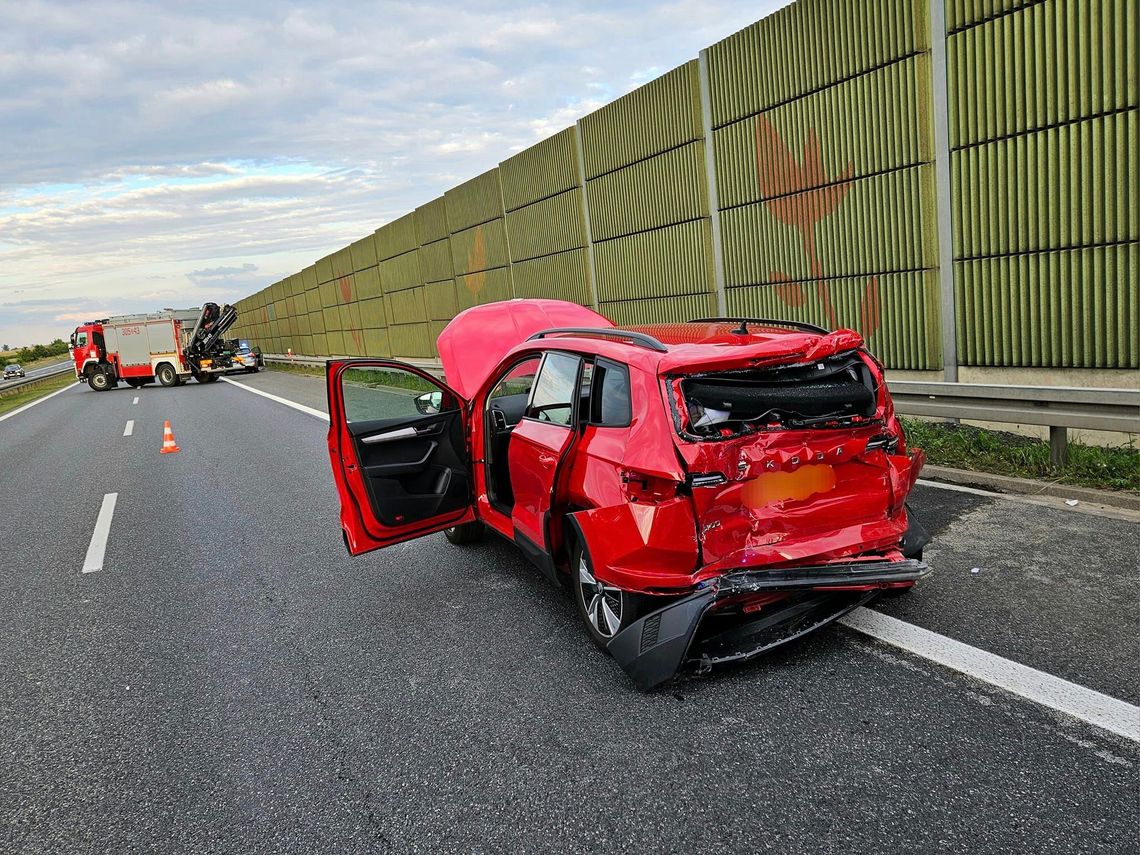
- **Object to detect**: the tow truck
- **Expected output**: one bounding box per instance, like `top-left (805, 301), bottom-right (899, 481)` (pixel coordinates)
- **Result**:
top-left (69, 303), bottom-right (238, 391)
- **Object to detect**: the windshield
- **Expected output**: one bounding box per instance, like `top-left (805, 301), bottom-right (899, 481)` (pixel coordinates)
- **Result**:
top-left (75, 332), bottom-right (88, 348)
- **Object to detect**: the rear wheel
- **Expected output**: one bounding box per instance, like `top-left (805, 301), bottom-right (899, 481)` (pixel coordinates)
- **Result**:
top-left (156, 364), bottom-right (178, 386)
top-left (572, 542), bottom-right (639, 649)
top-left (444, 521), bottom-right (484, 545)
top-left (87, 369), bottom-right (111, 391)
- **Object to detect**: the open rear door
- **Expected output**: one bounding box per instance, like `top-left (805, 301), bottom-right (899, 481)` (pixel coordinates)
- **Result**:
top-left (327, 359), bottom-right (475, 555)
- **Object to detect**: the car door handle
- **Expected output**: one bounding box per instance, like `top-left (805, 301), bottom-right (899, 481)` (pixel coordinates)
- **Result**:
top-left (537, 453), bottom-right (557, 469)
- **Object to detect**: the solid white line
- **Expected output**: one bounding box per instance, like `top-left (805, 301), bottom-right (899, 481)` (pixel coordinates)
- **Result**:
top-left (123, 420), bottom-right (134, 436)
top-left (218, 377), bottom-right (329, 421)
top-left (132, 396), bottom-right (139, 405)
top-left (0, 381), bottom-right (77, 425)
top-left (916, 478), bottom-right (1005, 498)
top-left (81, 493), bottom-right (118, 574)
top-left (840, 607), bottom-right (1140, 742)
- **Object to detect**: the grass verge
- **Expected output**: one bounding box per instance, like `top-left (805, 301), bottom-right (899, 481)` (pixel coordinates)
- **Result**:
top-left (0, 373), bottom-right (77, 417)
top-left (902, 417), bottom-right (1138, 494)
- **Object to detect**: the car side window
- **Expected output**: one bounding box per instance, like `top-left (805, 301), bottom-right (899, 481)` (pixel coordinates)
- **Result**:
top-left (525, 352), bottom-right (581, 426)
top-left (590, 358), bottom-right (632, 427)
top-left (75, 333), bottom-right (88, 348)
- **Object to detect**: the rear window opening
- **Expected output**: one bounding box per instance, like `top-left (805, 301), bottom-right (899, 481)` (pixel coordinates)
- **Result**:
top-left (676, 354), bottom-right (879, 439)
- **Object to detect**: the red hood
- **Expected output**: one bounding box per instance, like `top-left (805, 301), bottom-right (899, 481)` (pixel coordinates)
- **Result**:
top-left (437, 299), bottom-right (614, 398)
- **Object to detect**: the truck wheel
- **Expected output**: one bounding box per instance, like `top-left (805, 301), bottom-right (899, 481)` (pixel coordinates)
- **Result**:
top-left (87, 369), bottom-right (112, 391)
top-left (156, 364), bottom-right (178, 387)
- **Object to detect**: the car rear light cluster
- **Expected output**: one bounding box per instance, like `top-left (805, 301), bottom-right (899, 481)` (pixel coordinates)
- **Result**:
top-left (620, 470), bottom-right (679, 503)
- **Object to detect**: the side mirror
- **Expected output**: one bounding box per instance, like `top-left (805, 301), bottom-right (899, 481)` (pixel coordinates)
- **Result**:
top-left (414, 390), bottom-right (443, 415)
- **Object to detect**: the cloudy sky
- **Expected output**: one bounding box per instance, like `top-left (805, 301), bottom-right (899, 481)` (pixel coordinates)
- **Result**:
top-left (0, 0), bottom-right (785, 348)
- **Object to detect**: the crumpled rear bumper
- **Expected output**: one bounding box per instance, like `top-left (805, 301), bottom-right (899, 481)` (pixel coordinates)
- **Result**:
top-left (607, 558), bottom-right (931, 690)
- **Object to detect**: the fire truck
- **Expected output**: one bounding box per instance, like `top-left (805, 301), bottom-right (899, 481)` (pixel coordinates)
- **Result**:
top-left (69, 303), bottom-right (238, 391)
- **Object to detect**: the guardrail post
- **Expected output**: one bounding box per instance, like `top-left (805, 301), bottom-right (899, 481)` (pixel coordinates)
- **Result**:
top-left (1049, 426), bottom-right (1068, 468)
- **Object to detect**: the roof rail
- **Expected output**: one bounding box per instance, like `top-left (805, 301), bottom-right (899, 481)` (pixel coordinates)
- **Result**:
top-left (689, 316), bottom-right (829, 335)
top-left (527, 327), bottom-right (669, 353)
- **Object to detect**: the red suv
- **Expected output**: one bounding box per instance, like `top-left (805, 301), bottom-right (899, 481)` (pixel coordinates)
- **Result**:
top-left (326, 299), bottom-right (929, 688)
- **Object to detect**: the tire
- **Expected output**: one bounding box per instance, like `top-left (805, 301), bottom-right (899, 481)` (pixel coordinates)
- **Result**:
top-left (444, 521), bottom-right (485, 545)
top-left (572, 541), bottom-right (640, 649)
top-left (87, 369), bottom-right (111, 391)
top-left (156, 364), bottom-right (178, 387)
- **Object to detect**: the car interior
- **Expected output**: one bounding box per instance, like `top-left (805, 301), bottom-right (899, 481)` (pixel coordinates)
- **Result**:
top-left (485, 354), bottom-right (610, 515)
top-left (485, 356), bottom-right (541, 513)
top-left (340, 372), bottom-right (471, 532)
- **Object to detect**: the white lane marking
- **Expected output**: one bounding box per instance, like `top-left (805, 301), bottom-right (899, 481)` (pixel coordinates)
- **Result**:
top-left (218, 377), bottom-right (329, 421)
top-left (916, 479), bottom-right (1006, 498)
top-left (123, 420), bottom-right (134, 436)
top-left (132, 396), bottom-right (139, 405)
top-left (81, 493), bottom-right (118, 574)
top-left (840, 607), bottom-right (1140, 743)
top-left (0, 381), bottom-right (78, 425)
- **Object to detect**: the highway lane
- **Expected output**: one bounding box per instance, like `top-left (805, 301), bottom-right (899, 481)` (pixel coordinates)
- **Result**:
top-left (0, 372), bottom-right (1137, 854)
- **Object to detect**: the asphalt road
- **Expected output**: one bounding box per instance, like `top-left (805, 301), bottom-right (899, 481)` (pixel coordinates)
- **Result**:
top-left (1, 369), bottom-right (1137, 854)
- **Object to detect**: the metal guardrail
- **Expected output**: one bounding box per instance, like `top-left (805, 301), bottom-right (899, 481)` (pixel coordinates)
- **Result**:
top-left (0, 362), bottom-right (74, 395)
top-left (887, 381), bottom-right (1140, 434)
top-left (266, 354), bottom-right (1138, 463)
top-left (887, 381), bottom-right (1139, 465)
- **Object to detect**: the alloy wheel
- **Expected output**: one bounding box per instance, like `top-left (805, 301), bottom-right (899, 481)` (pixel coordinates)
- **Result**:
top-left (578, 555), bottom-right (624, 639)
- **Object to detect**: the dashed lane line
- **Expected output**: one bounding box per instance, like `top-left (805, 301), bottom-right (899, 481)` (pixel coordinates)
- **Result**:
top-left (123, 420), bottom-right (134, 437)
top-left (218, 376), bottom-right (329, 421)
top-left (81, 493), bottom-right (118, 574)
top-left (132, 396), bottom-right (139, 405)
top-left (840, 607), bottom-right (1140, 743)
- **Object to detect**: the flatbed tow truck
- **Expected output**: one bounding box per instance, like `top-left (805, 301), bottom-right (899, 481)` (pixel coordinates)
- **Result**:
top-left (69, 303), bottom-right (238, 391)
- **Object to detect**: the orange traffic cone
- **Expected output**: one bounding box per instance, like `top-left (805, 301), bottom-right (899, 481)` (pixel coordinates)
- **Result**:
top-left (160, 420), bottom-right (181, 454)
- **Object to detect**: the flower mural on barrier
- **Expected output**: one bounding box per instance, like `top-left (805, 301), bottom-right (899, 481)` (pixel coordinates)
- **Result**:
top-left (755, 114), bottom-right (882, 339)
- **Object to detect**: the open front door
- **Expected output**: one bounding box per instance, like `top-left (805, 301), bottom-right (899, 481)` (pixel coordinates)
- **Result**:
top-left (327, 359), bottom-right (475, 555)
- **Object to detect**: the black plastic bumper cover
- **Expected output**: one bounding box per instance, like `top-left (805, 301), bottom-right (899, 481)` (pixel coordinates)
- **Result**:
top-left (607, 558), bottom-right (930, 690)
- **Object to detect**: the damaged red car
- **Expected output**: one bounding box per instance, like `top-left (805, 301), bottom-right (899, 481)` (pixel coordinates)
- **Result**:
top-left (326, 299), bottom-right (930, 689)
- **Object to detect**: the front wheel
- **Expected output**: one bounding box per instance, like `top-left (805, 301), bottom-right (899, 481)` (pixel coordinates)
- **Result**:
top-left (444, 521), bottom-right (484, 545)
top-left (572, 542), bottom-right (639, 649)
top-left (87, 369), bottom-right (112, 391)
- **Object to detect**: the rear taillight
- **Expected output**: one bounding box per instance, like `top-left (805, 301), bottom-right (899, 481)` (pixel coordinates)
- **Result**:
top-left (620, 471), bottom-right (679, 503)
